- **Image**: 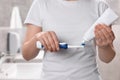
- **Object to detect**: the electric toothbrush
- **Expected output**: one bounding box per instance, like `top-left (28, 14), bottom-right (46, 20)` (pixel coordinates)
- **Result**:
top-left (36, 41), bottom-right (85, 49)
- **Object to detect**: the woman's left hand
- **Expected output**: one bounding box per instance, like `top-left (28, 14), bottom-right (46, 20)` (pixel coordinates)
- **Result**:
top-left (94, 24), bottom-right (115, 48)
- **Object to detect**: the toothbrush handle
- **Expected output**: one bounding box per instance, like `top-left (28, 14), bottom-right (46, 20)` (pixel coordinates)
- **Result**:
top-left (36, 41), bottom-right (68, 49)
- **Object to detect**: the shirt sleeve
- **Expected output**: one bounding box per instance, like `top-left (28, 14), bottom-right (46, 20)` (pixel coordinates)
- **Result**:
top-left (24, 0), bottom-right (43, 27)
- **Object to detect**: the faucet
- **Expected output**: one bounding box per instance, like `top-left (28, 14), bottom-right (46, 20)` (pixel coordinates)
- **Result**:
top-left (0, 51), bottom-right (16, 63)
top-left (0, 52), bottom-right (5, 59)
top-left (0, 52), bottom-right (4, 74)
top-left (0, 52), bottom-right (5, 65)
top-left (0, 52), bottom-right (9, 79)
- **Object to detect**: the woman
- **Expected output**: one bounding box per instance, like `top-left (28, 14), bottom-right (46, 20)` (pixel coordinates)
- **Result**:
top-left (22, 0), bottom-right (116, 80)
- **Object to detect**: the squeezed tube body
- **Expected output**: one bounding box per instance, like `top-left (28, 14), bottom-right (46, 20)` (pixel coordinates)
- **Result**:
top-left (82, 8), bottom-right (119, 43)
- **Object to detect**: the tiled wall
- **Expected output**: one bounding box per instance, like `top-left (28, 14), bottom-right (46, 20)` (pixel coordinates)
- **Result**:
top-left (0, 0), bottom-right (33, 26)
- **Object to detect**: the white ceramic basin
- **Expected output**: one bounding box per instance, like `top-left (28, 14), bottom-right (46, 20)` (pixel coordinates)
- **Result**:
top-left (0, 63), bottom-right (43, 80)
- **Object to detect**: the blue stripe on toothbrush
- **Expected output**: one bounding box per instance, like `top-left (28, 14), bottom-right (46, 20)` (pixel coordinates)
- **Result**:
top-left (38, 42), bottom-right (68, 49)
top-left (59, 43), bottom-right (68, 49)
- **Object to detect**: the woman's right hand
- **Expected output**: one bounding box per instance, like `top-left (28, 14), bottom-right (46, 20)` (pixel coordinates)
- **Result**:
top-left (35, 31), bottom-right (60, 52)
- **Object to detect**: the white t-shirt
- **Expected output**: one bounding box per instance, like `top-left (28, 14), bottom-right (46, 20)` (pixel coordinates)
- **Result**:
top-left (25, 0), bottom-right (109, 80)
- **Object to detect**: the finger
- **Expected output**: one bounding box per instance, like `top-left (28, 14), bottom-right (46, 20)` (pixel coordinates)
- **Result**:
top-left (95, 24), bottom-right (100, 40)
top-left (94, 30), bottom-right (99, 43)
top-left (100, 27), bottom-right (111, 40)
top-left (96, 24), bottom-right (107, 42)
top-left (46, 32), bottom-right (56, 52)
top-left (39, 37), bottom-right (48, 50)
top-left (102, 24), bottom-right (115, 40)
top-left (94, 26), bottom-right (102, 44)
top-left (50, 31), bottom-right (59, 51)
top-left (42, 34), bottom-right (52, 51)
top-left (101, 28), bottom-right (113, 44)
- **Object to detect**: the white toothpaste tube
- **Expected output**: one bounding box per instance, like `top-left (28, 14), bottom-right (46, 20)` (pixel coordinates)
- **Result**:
top-left (82, 8), bottom-right (119, 43)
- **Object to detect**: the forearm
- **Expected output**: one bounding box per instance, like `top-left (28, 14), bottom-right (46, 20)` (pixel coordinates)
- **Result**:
top-left (98, 45), bottom-right (115, 63)
top-left (22, 35), bottom-right (40, 61)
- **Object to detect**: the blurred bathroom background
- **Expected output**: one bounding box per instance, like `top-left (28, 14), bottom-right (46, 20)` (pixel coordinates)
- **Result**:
top-left (0, 0), bottom-right (120, 80)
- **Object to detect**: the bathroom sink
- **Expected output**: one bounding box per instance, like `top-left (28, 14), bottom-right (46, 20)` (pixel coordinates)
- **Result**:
top-left (3, 57), bottom-right (42, 63)
top-left (0, 63), bottom-right (43, 80)
top-left (3, 52), bottom-right (44, 63)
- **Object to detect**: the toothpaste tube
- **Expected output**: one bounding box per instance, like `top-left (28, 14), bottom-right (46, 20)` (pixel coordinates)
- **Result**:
top-left (82, 8), bottom-right (119, 43)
